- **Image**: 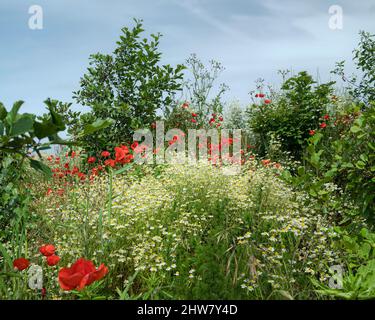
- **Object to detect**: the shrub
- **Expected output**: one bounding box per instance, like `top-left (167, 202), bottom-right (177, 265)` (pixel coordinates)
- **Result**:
top-left (247, 71), bottom-right (335, 160)
top-left (71, 19), bottom-right (185, 154)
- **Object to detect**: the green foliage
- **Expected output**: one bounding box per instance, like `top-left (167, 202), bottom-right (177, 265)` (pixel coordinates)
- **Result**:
top-left (313, 259), bottom-right (375, 300)
top-left (247, 71), bottom-right (335, 160)
top-left (312, 228), bottom-right (375, 300)
top-left (72, 19), bottom-right (185, 154)
top-left (293, 104), bottom-right (375, 219)
top-left (0, 100), bottom-right (68, 175)
top-left (332, 31), bottom-right (375, 104)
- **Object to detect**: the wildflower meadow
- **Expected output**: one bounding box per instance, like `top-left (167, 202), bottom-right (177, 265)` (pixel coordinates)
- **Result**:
top-left (0, 14), bottom-right (374, 303)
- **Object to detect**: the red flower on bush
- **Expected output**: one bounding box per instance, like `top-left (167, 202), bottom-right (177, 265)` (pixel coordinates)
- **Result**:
top-left (320, 122), bottom-right (327, 129)
top-left (88, 157), bottom-right (96, 164)
top-left (39, 244), bottom-right (56, 257)
top-left (101, 151), bottom-right (110, 158)
top-left (191, 113), bottom-right (197, 117)
top-left (13, 258), bottom-right (30, 271)
top-left (323, 114), bottom-right (330, 120)
top-left (46, 255), bottom-right (60, 266)
top-left (218, 116), bottom-right (223, 121)
top-left (58, 258), bottom-right (108, 291)
top-left (191, 119), bottom-right (197, 123)
top-left (264, 99), bottom-right (271, 104)
top-left (309, 130), bottom-right (316, 136)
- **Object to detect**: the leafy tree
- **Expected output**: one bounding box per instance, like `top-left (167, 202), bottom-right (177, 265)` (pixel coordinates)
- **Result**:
top-left (72, 19), bottom-right (185, 154)
top-left (332, 31), bottom-right (375, 105)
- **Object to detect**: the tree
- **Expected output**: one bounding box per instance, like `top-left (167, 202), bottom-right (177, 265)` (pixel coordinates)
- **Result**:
top-left (332, 31), bottom-right (375, 105)
top-left (72, 19), bottom-right (185, 154)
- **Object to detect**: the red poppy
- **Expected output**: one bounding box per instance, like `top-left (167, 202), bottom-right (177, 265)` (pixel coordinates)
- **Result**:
top-left (46, 188), bottom-right (53, 196)
top-left (259, 93), bottom-right (265, 98)
top-left (101, 151), bottom-right (110, 158)
top-left (191, 119), bottom-right (197, 123)
top-left (323, 114), bottom-right (330, 120)
top-left (261, 159), bottom-right (271, 166)
top-left (13, 258), bottom-right (30, 271)
top-left (71, 151), bottom-right (76, 158)
top-left (274, 163), bottom-right (282, 169)
top-left (72, 166), bottom-right (79, 174)
top-left (131, 142), bottom-right (139, 151)
top-left (264, 99), bottom-right (271, 104)
top-left (58, 258), bottom-right (108, 291)
top-left (125, 154), bottom-right (134, 163)
top-left (218, 116), bottom-right (223, 121)
top-left (182, 102), bottom-right (189, 108)
top-left (115, 147), bottom-right (127, 162)
top-left (104, 159), bottom-right (116, 168)
top-left (88, 157), bottom-right (96, 164)
top-left (309, 130), bottom-right (316, 136)
top-left (40, 244), bottom-right (56, 257)
top-left (320, 122), bottom-right (327, 129)
top-left (255, 93), bottom-right (259, 98)
top-left (191, 113), bottom-right (197, 117)
top-left (46, 255), bottom-right (60, 266)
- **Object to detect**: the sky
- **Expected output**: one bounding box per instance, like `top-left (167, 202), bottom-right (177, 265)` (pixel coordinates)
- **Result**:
top-left (0, 0), bottom-right (374, 116)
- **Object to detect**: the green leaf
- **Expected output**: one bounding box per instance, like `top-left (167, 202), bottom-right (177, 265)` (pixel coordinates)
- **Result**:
top-left (310, 132), bottom-right (323, 145)
top-left (5, 101), bottom-right (24, 126)
top-left (44, 99), bottom-right (66, 130)
top-left (0, 102), bottom-right (7, 120)
top-left (33, 121), bottom-right (60, 139)
top-left (350, 125), bottom-right (362, 133)
top-left (81, 118), bottom-right (113, 136)
top-left (9, 114), bottom-right (35, 137)
top-left (29, 159), bottom-right (52, 177)
top-left (356, 161), bottom-right (366, 169)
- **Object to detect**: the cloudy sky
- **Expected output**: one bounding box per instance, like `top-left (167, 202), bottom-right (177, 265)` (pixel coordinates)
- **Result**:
top-left (0, 0), bottom-right (374, 115)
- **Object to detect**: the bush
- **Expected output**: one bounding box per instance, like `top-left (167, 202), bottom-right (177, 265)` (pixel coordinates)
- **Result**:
top-left (247, 71), bottom-right (335, 160)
